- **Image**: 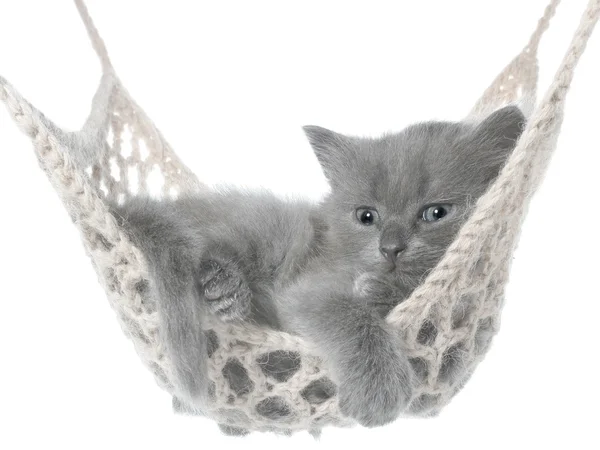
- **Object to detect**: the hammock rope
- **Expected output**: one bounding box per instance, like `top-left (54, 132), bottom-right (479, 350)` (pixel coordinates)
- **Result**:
top-left (74, 0), bottom-right (113, 73)
top-left (468, 0), bottom-right (561, 121)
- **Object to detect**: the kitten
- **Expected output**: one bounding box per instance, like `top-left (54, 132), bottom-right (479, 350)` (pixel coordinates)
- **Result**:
top-left (110, 105), bottom-right (525, 427)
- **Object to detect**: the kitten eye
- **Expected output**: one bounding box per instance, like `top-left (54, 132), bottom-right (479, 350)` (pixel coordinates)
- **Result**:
top-left (422, 204), bottom-right (452, 222)
top-left (356, 208), bottom-right (379, 226)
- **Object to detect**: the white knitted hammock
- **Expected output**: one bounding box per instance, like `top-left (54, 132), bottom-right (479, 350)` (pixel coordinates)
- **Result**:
top-left (1, 0), bottom-right (597, 436)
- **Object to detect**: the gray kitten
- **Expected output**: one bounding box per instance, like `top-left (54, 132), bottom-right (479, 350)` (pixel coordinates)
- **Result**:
top-left (110, 105), bottom-right (525, 427)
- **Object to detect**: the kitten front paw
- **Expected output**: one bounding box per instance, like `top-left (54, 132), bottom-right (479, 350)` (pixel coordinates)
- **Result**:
top-left (354, 272), bottom-right (408, 318)
top-left (197, 258), bottom-right (251, 322)
top-left (337, 335), bottom-right (413, 427)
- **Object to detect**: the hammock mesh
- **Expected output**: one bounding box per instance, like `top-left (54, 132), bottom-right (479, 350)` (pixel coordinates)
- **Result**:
top-left (1, 0), bottom-right (597, 435)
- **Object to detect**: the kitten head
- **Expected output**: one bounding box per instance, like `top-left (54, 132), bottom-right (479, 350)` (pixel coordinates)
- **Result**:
top-left (304, 105), bottom-right (525, 287)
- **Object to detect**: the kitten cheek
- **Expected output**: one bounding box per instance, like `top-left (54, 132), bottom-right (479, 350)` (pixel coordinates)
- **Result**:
top-left (399, 239), bottom-right (423, 260)
top-left (361, 241), bottom-right (382, 264)
top-left (409, 237), bottom-right (427, 249)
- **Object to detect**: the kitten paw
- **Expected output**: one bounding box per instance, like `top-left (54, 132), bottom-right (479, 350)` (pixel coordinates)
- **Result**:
top-left (197, 258), bottom-right (251, 322)
top-left (338, 366), bottom-right (413, 427)
top-left (337, 336), bottom-right (413, 427)
top-left (353, 272), bottom-right (409, 318)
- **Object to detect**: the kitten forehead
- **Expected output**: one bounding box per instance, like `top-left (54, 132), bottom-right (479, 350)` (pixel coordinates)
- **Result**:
top-left (350, 122), bottom-right (472, 205)
top-left (307, 105), bottom-right (524, 212)
top-left (379, 121), bottom-right (469, 165)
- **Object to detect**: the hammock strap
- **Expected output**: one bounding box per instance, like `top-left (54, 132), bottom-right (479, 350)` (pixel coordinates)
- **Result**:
top-left (544, 0), bottom-right (600, 106)
top-left (74, 0), bottom-right (113, 73)
top-left (71, 0), bottom-right (561, 88)
top-left (518, 0), bottom-right (600, 193)
top-left (467, 0), bottom-right (560, 121)
top-left (526, 0), bottom-right (561, 53)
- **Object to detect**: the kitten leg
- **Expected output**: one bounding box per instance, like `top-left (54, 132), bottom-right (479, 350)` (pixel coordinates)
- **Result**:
top-left (196, 246), bottom-right (252, 322)
top-left (334, 309), bottom-right (414, 427)
top-left (108, 199), bottom-right (212, 408)
top-left (279, 272), bottom-right (414, 427)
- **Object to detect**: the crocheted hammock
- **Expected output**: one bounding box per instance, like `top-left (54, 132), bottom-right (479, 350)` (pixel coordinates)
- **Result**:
top-left (1, 0), bottom-right (597, 436)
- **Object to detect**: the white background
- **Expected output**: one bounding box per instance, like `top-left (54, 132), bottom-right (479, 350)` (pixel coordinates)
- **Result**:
top-left (1, 1), bottom-right (599, 448)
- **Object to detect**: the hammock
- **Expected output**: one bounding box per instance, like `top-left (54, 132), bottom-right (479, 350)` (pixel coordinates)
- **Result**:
top-left (1, 0), bottom-right (597, 436)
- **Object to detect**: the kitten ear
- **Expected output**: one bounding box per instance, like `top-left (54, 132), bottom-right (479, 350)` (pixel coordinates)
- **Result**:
top-left (473, 105), bottom-right (526, 151)
top-left (303, 125), bottom-right (352, 183)
top-left (470, 105), bottom-right (526, 173)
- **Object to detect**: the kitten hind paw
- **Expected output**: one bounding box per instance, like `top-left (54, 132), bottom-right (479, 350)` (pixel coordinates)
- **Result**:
top-left (197, 259), bottom-right (252, 322)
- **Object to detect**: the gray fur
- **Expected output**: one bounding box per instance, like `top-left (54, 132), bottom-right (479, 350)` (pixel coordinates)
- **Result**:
top-left (108, 105), bottom-right (525, 427)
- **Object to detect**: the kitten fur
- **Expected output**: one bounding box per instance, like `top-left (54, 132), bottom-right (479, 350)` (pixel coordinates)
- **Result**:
top-left (109, 105), bottom-right (525, 427)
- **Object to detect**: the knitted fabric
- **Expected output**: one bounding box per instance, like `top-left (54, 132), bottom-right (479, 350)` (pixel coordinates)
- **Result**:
top-left (1, 0), bottom-right (597, 435)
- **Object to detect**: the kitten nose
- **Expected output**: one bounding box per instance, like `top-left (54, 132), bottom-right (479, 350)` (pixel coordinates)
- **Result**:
top-left (379, 243), bottom-right (406, 263)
